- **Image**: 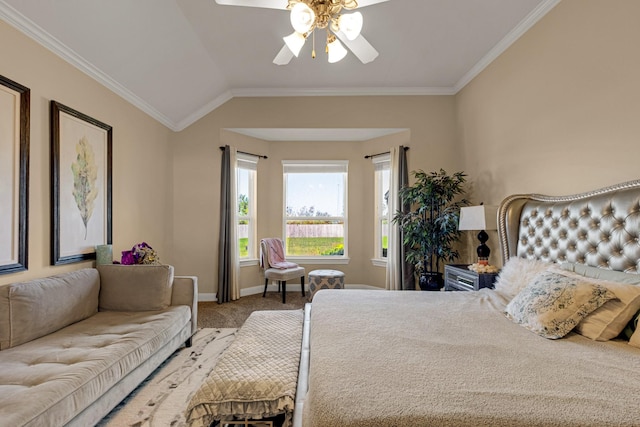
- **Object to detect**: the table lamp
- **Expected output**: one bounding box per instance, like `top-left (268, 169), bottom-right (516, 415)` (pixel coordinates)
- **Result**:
top-left (458, 205), bottom-right (498, 265)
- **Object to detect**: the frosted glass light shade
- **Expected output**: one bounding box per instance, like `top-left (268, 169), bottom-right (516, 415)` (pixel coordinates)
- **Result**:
top-left (338, 12), bottom-right (363, 40)
top-left (327, 38), bottom-right (347, 63)
top-left (290, 2), bottom-right (315, 34)
top-left (283, 32), bottom-right (306, 57)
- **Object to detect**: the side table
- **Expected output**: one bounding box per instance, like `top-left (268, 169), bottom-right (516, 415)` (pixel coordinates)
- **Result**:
top-left (444, 264), bottom-right (498, 291)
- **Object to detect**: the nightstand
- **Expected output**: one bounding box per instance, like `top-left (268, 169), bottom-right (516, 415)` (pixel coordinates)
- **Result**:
top-left (444, 264), bottom-right (498, 291)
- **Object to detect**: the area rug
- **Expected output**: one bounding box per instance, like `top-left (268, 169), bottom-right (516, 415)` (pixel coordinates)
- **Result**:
top-left (97, 328), bottom-right (237, 427)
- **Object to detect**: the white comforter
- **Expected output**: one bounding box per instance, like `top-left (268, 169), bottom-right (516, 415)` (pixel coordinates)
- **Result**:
top-left (302, 289), bottom-right (640, 427)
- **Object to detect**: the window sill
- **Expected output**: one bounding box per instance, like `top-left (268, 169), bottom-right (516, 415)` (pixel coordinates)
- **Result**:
top-left (371, 258), bottom-right (387, 268)
top-left (287, 257), bottom-right (350, 265)
top-left (239, 258), bottom-right (259, 267)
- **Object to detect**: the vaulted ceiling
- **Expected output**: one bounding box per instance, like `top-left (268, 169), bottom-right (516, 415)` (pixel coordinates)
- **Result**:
top-left (0, 0), bottom-right (559, 131)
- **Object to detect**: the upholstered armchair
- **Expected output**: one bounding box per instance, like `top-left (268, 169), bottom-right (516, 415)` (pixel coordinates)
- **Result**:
top-left (260, 238), bottom-right (305, 303)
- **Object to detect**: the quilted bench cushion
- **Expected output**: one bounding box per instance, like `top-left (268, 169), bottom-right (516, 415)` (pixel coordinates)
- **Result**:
top-left (187, 310), bottom-right (303, 427)
top-left (0, 306), bottom-right (190, 427)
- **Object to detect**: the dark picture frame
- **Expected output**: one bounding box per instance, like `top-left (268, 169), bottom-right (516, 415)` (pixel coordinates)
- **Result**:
top-left (0, 75), bottom-right (30, 275)
top-left (51, 101), bottom-right (112, 265)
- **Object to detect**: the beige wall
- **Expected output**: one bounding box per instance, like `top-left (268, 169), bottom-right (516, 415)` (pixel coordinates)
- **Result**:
top-left (172, 96), bottom-right (459, 295)
top-left (0, 21), bottom-right (173, 286)
top-left (456, 0), bottom-right (640, 266)
top-left (6, 0), bottom-right (638, 293)
top-left (457, 0), bottom-right (640, 205)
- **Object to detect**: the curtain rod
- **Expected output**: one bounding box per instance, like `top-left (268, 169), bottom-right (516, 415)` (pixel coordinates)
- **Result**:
top-left (219, 146), bottom-right (268, 159)
top-left (364, 146), bottom-right (409, 159)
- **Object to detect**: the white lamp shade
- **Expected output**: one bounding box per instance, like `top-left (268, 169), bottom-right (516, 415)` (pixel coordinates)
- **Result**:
top-left (283, 32), bottom-right (306, 57)
top-left (338, 12), bottom-right (363, 40)
top-left (290, 2), bottom-right (315, 34)
top-left (327, 38), bottom-right (348, 63)
top-left (458, 205), bottom-right (498, 231)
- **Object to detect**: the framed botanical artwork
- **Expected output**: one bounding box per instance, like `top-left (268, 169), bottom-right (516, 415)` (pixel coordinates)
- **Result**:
top-left (51, 101), bottom-right (112, 265)
top-left (0, 76), bottom-right (30, 275)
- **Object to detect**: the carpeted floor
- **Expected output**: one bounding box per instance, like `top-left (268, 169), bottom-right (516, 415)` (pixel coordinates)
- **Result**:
top-left (198, 291), bottom-right (307, 329)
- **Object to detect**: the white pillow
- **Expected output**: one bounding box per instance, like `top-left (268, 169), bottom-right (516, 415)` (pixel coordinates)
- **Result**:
top-left (559, 262), bottom-right (640, 285)
top-left (493, 257), bottom-right (554, 301)
top-left (552, 268), bottom-right (640, 341)
top-left (505, 270), bottom-right (616, 339)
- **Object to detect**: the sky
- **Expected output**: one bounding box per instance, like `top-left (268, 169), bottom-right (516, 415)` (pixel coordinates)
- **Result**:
top-left (286, 173), bottom-right (344, 217)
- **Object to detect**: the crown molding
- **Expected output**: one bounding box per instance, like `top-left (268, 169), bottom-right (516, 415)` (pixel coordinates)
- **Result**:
top-left (173, 90), bottom-right (235, 132)
top-left (0, 0), bottom-right (177, 130)
top-left (1, 0), bottom-right (561, 132)
top-left (453, 0), bottom-right (561, 92)
top-left (229, 86), bottom-right (457, 98)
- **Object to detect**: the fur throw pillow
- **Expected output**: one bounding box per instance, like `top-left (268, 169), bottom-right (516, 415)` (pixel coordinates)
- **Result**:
top-left (494, 257), bottom-right (554, 301)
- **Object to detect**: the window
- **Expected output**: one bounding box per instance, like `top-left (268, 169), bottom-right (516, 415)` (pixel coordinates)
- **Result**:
top-left (237, 153), bottom-right (257, 260)
top-left (283, 160), bottom-right (348, 259)
top-left (373, 154), bottom-right (390, 260)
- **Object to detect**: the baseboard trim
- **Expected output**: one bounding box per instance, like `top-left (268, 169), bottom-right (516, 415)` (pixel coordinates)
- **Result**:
top-left (198, 283), bottom-right (381, 302)
top-left (198, 293), bottom-right (217, 302)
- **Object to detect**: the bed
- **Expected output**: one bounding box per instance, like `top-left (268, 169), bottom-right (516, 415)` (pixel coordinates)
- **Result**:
top-left (296, 180), bottom-right (640, 427)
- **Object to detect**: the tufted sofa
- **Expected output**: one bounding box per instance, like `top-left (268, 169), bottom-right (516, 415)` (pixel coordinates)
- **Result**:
top-left (0, 264), bottom-right (198, 427)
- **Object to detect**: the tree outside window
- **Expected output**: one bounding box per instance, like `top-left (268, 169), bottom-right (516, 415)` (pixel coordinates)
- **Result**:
top-left (374, 155), bottom-right (390, 259)
top-left (283, 161), bottom-right (348, 258)
top-left (237, 155), bottom-right (257, 259)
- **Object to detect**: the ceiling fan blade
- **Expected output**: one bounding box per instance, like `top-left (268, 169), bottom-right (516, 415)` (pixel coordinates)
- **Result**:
top-left (215, 0), bottom-right (288, 10)
top-left (335, 32), bottom-right (378, 64)
top-left (354, 0), bottom-right (389, 8)
top-left (273, 44), bottom-right (295, 65)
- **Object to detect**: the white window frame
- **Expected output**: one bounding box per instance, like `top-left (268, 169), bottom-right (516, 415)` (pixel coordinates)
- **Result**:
top-left (282, 160), bottom-right (349, 264)
top-left (372, 154), bottom-right (390, 267)
top-left (237, 153), bottom-right (257, 266)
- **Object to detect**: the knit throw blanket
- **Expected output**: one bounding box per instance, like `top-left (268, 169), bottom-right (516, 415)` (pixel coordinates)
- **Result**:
top-left (261, 238), bottom-right (298, 269)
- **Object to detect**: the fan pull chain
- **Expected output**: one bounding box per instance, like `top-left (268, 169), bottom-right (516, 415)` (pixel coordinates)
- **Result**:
top-left (312, 31), bottom-right (316, 59)
top-left (326, 30), bottom-right (329, 55)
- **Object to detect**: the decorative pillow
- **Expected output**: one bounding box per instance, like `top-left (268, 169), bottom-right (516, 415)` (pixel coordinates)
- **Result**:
top-left (559, 262), bottom-right (640, 285)
top-left (98, 264), bottom-right (174, 311)
top-left (628, 315), bottom-right (640, 348)
top-left (493, 257), bottom-right (554, 301)
top-left (551, 268), bottom-right (640, 341)
top-left (505, 270), bottom-right (616, 339)
top-left (624, 311), bottom-right (640, 340)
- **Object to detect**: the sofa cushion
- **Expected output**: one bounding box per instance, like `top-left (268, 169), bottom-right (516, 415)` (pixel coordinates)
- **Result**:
top-left (0, 269), bottom-right (100, 350)
top-left (98, 264), bottom-right (174, 311)
top-left (0, 306), bottom-right (191, 427)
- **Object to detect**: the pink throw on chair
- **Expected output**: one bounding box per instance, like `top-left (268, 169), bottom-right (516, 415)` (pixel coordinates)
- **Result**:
top-left (261, 238), bottom-right (299, 269)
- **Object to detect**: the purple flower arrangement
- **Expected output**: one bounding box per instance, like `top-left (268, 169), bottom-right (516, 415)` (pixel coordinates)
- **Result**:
top-left (120, 242), bottom-right (160, 265)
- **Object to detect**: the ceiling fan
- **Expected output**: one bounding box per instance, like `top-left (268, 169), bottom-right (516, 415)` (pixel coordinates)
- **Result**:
top-left (215, 0), bottom-right (389, 65)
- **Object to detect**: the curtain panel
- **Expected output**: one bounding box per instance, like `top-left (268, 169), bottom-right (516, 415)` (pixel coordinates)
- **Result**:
top-left (386, 145), bottom-right (414, 290)
top-left (217, 145), bottom-right (240, 303)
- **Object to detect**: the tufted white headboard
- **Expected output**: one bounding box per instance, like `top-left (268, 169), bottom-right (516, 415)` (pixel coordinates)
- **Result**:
top-left (498, 180), bottom-right (640, 273)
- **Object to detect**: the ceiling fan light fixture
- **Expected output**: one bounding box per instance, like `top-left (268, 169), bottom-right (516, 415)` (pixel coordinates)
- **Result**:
top-left (290, 2), bottom-right (316, 34)
top-left (327, 37), bottom-right (348, 63)
top-left (343, 0), bottom-right (359, 9)
top-left (338, 11), bottom-right (363, 40)
top-left (283, 31), bottom-right (306, 57)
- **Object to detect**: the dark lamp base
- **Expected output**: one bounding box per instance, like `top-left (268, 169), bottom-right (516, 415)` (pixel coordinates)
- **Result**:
top-left (476, 230), bottom-right (491, 264)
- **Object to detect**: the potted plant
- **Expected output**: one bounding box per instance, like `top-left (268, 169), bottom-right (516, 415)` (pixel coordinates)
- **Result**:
top-left (392, 169), bottom-right (469, 291)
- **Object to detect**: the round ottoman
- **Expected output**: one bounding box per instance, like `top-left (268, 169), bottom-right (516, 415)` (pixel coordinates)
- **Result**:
top-left (308, 269), bottom-right (345, 301)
